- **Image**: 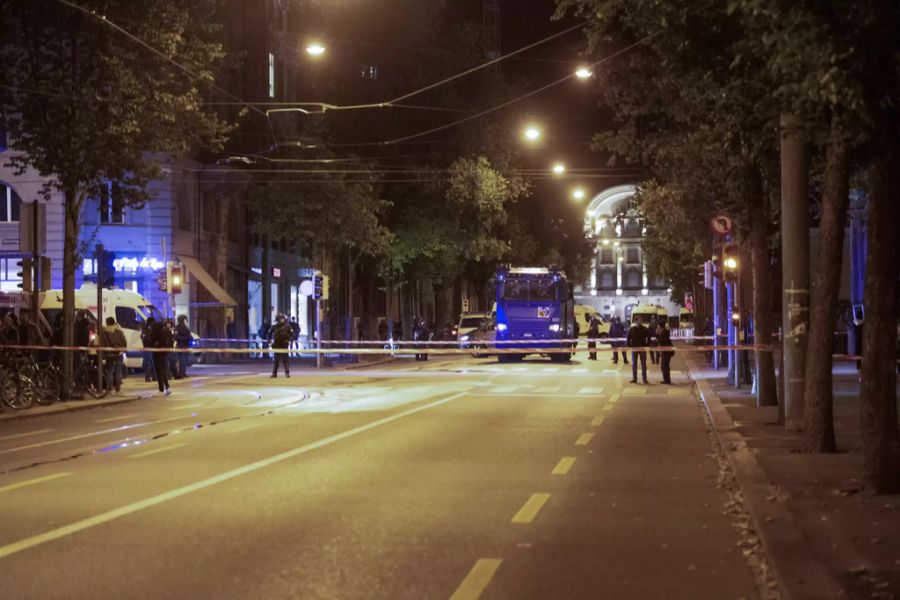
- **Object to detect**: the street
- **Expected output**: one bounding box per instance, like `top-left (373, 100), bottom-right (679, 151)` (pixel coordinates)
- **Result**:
top-left (0, 355), bottom-right (758, 599)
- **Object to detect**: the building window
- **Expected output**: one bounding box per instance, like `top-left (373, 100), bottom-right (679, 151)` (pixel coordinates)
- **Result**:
top-left (361, 64), bottom-right (379, 80)
top-left (625, 246), bottom-right (640, 265)
top-left (598, 269), bottom-right (615, 290)
top-left (1, 184), bottom-right (21, 223)
top-left (99, 182), bottom-right (125, 224)
top-left (599, 248), bottom-right (614, 265)
top-left (625, 268), bottom-right (642, 289)
top-left (268, 52), bottom-right (276, 98)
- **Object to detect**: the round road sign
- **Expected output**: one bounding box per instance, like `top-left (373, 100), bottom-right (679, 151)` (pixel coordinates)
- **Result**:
top-left (710, 215), bottom-right (733, 235)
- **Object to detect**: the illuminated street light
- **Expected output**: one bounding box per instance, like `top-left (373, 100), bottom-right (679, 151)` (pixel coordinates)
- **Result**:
top-left (551, 162), bottom-right (566, 175)
top-left (572, 187), bottom-right (586, 201)
top-left (523, 125), bottom-right (542, 142)
top-left (575, 66), bottom-right (593, 79)
top-left (305, 42), bottom-right (326, 57)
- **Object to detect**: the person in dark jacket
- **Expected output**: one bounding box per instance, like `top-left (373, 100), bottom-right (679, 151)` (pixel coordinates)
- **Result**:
top-left (647, 317), bottom-right (659, 365)
top-left (148, 317), bottom-right (174, 395)
top-left (98, 317), bottom-right (128, 393)
top-left (174, 315), bottom-right (193, 379)
top-left (587, 316), bottom-right (600, 360)
top-left (626, 316), bottom-right (649, 384)
top-left (269, 313), bottom-right (292, 377)
top-left (609, 317), bottom-right (628, 365)
top-left (141, 320), bottom-right (156, 382)
top-left (412, 318), bottom-right (429, 361)
top-left (656, 322), bottom-right (674, 384)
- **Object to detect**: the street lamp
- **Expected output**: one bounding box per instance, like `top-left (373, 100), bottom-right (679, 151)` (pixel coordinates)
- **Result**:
top-left (551, 162), bottom-right (566, 175)
top-left (305, 42), bottom-right (326, 57)
top-left (522, 124), bottom-right (542, 143)
top-left (575, 66), bottom-right (593, 79)
top-left (572, 187), bottom-right (586, 201)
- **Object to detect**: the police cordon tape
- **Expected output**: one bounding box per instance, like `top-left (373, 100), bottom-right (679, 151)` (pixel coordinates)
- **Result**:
top-left (0, 342), bottom-right (886, 361)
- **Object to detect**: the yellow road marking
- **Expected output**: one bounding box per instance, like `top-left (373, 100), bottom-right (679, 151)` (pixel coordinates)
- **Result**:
top-left (575, 433), bottom-right (594, 446)
top-left (511, 493), bottom-right (550, 524)
top-left (602, 403), bottom-right (615, 412)
top-left (0, 428), bottom-right (54, 442)
top-left (94, 414), bottom-right (139, 424)
top-left (623, 387), bottom-right (646, 395)
top-left (0, 472), bottom-right (70, 494)
top-left (128, 443), bottom-right (188, 459)
top-left (0, 391), bottom-right (468, 560)
top-left (608, 393), bottom-right (619, 403)
top-left (449, 558), bottom-right (503, 600)
top-left (551, 456), bottom-right (576, 475)
top-left (590, 416), bottom-right (605, 426)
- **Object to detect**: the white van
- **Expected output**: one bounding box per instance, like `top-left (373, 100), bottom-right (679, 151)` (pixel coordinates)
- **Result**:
top-left (1, 284), bottom-right (166, 369)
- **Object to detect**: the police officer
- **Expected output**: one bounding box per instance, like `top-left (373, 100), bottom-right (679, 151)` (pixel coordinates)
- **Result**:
top-left (626, 315), bottom-right (649, 384)
top-left (269, 313), bottom-right (292, 377)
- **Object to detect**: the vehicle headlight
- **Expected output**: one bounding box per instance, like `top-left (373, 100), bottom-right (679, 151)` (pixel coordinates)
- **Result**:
top-left (496, 323), bottom-right (508, 332)
top-left (548, 324), bottom-right (561, 332)
top-left (460, 335), bottom-right (469, 342)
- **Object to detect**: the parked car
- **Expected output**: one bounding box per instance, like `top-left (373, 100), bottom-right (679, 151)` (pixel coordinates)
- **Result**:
top-left (458, 315), bottom-right (495, 357)
top-left (456, 312), bottom-right (487, 342)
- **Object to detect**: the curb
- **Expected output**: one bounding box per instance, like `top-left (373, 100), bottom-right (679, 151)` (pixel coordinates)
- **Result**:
top-left (0, 393), bottom-right (147, 423)
top-left (685, 359), bottom-right (846, 600)
top-left (338, 356), bottom-right (400, 370)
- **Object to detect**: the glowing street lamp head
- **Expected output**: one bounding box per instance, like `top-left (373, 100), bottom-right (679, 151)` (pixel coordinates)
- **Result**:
top-left (523, 125), bottom-right (541, 142)
top-left (572, 187), bottom-right (586, 201)
top-left (551, 162), bottom-right (566, 175)
top-left (305, 42), bottom-right (326, 57)
top-left (575, 66), bottom-right (593, 79)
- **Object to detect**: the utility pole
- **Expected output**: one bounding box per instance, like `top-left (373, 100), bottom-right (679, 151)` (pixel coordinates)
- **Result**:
top-left (780, 114), bottom-right (810, 431)
top-left (95, 244), bottom-right (105, 394)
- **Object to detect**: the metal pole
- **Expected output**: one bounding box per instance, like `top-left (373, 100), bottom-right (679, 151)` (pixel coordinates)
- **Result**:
top-left (96, 244), bottom-right (104, 394)
top-left (727, 280), bottom-right (736, 385)
top-left (780, 114), bottom-right (810, 431)
top-left (316, 297), bottom-right (323, 369)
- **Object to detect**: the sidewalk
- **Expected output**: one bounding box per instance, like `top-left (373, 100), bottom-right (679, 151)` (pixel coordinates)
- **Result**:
top-left (685, 355), bottom-right (900, 600)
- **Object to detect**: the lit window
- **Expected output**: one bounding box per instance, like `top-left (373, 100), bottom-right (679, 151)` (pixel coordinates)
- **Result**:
top-left (1, 184), bottom-right (21, 223)
top-left (360, 64), bottom-right (379, 80)
top-left (268, 52), bottom-right (276, 98)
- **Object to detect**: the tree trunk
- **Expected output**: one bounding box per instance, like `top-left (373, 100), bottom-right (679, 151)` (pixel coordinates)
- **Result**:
top-left (62, 188), bottom-right (79, 397)
top-left (859, 126), bottom-right (900, 493)
top-left (803, 114), bottom-right (850, 452)
top-left (748, 171), bottom-right (778, 407)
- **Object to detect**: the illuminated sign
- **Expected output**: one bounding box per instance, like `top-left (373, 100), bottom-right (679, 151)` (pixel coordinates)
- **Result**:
top-left (272, 267), bottom-right (282, 278)
top-left (112, 257), bottom-right (165, 272)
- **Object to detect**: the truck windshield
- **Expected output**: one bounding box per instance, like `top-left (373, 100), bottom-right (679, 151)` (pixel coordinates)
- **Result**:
top-left (502, 278), bottom-right (556, 302)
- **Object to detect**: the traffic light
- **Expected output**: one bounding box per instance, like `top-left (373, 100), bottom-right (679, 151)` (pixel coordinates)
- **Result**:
top-left (100, 251), bottom-right (116, 288)
top-left (321, 275), bottom-right (330, 301)
top-left (15, 257), bottom-right (32, 292)
top-left (703, 261), bottom-right (713, 289)
top-left (312, 272), bottom-right (323, 300)
top-left (722, 243), bottom-right (739, 282)
top-left (169, 265), bottom-right (183, 294)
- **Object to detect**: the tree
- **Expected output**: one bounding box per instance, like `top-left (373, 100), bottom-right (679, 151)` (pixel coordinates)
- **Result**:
top-left (0, 0), bottom-right (230, 389)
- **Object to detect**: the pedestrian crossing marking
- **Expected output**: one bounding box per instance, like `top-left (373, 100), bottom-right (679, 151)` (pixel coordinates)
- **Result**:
top-left (551, 456), bottom-right (576, 475)
top-left (590, 416), bottom-right (605, 426)
top-left (449, 558), bottom-right (503, 600)
top-left (488, 384), bottom-right (519, 394)
top-left (623, 387), bottom-right (647, 395)
top-left (577, 387), bottom-right (604, 395)
top-left (0, 472), bottom-right (70, 495)
top-left (573, 368), bottom-right (588, 373)
top-left (511, 493), bottom-right (550, 524)
top-left (575, 433), bottom-right (594, 446)
top-left (540, 367), bottom-right (558, 373)
top-left (535, 386), bottom-right (561, 394)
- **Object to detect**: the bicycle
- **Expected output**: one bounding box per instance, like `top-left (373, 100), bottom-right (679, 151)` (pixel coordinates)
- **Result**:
top-left (0, 354), bottom-right (36, 411)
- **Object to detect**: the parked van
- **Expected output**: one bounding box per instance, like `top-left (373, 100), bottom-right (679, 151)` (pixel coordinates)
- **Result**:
top-left (630, 304), bottom-right (668, 327)
top-left (1, 284), bottom-right (167, 369)
top-left (574, 304), bottom-right (611, 338)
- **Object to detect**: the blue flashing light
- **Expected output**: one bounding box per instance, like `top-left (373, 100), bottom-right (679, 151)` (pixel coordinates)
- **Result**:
top-left (496, 323), bottom-right (508, 332)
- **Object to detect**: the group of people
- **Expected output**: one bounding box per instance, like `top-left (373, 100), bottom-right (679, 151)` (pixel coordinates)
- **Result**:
top-left (585, 314), bottom-right (674, 384)
top-left (140, 315), bottom-right (194, 395)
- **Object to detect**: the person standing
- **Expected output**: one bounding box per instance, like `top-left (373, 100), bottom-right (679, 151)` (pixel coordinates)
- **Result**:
top-left (587, 316), bottom-right (600, 360)
top-left (647, 317), bottom-right (659, 365)
top-left (148, 317), bottom-right (174, 395)
top-left (99, 317), bottom-right (127, 393)
top-left (657, 322), bottom-right (674, 384)
top-left (141, 320), bottom-right (156, 382)
top-left (174, 315), bottom-right (193, 379)
top-left (609, 317), bottom-right (629, 365)
top-left (269, 313), bottom-right (292, 378)
top-left (289, 316), bottom-right (301, 356)
top-left (627, 315), bottom-right (649, 384)
top-left (412, 318), bottom-right (429, 361)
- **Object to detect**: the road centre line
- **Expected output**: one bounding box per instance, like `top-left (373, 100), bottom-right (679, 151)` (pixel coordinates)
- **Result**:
top-left (0, 391), bottom-right (468, 560)
top-left (575, 433), bottom-right (594, 446)
top-left (0, 422), bottom-right (154, 455)
top-left (129, 443), bottom-right (189, 459)
top-left (0, 428), bottom-right (54, 442)
top-left (0, 472), bottom-right (70, 494)
top-left (511, 493), bottom-right (550, 524)
top-left (608, 393), bottom-right (620, 403)
top-left (449, 558), bottom-right (503, 600)
top-left (94, 414), bottom-right (140, 424)
top-left (551, 457), bottom-right (576, 475)
top-left (590, 416), bottom-right (605, 426)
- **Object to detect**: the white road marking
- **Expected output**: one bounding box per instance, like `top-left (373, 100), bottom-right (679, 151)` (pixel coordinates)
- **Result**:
top-left (128, 443), bottom-right (189, 459)
top-left (0, 472), bottom-right (70, 494)
top-left (535, 386), bottom-right (561, 394)
top-left (0, 428), bottom-right (54, 442)
top-left (539, 367), bottom-right (558, 373)
top-left (94, 414), bottom-right (139, 424)
top-left (0, 391), bottom-right (468, 560)
top-left (577, 387), bottom-right (604, 395)
top-left (488, 385), bottom-right (519, 394)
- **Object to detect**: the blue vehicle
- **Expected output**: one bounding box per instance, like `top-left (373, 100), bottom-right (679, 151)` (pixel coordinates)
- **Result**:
top-left (493, 266), bottom-right (577, 363)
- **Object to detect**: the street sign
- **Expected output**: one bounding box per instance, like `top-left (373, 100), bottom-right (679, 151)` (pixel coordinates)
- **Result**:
top-left (710, 215), bottom-right (733, 235)
top-left (462, 298), bottom-right (470, 312)
top-left (299, 279), bottom-right (314, 297)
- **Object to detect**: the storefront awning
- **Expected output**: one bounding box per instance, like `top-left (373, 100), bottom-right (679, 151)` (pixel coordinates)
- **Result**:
top-left (175, 255), bottom-right (238, 306)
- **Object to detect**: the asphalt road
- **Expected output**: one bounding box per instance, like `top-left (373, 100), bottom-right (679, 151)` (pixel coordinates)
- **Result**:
top-left (0, 353), bottom-right (759, 599)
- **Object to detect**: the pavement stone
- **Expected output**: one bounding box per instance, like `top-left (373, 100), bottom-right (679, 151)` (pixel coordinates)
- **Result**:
top-left (686, 355), bottom-right (900, 600)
